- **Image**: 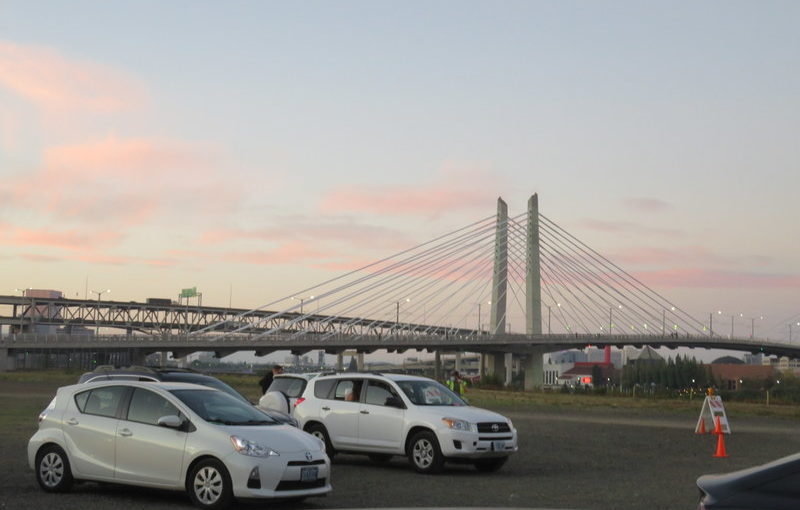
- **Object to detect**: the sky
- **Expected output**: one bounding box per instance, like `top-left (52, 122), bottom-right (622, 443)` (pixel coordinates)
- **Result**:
top-left (1, 1), bottom-right (799, 357)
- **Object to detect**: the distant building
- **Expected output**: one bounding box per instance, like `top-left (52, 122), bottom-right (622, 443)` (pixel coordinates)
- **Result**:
top-left (626, 346), bottom-right (664, 367)
top-left (557, 362), bottom-right (617, 388)
top-left (21, 289), bottom-right (64, 335)
top-left (743, 353), bottom-right (764, 365)
top-left (709, 364), bottom-right (775, 390)
top-left (712, 355), bottom-right (744, 365)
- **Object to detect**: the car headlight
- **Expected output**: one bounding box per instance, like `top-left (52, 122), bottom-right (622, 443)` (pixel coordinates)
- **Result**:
top-left (442, 417), bottom-right (472, 431)
top-left (230, 436), bottom-right (280, 457)
top-left (507, 419), bottom-right (514, 431)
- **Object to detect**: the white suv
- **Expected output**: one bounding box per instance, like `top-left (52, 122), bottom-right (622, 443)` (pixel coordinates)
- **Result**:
top-left (286, 372), bottom-right (517, 473)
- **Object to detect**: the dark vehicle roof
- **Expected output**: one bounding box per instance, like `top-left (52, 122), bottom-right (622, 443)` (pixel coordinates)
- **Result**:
top-left (697, 452), bottom-right (800, 509)
top-left (78, 365), bottom-right (250, 404)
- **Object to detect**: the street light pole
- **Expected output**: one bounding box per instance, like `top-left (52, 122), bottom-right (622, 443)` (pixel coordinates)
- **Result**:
top-left (91, 289), bottom-right (111, 335)
top-left (395, 298), bottom-right (410, 326)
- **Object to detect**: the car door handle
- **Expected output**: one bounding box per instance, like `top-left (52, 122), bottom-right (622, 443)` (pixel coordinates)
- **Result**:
top-left (360, 410), bottom-right (370, 414)
top-left (119, 429), bottom-right (133, 437)
top-left (321, 406), bottom-right (330, 411)
top-left (66, 418), bottom-right (79, 426)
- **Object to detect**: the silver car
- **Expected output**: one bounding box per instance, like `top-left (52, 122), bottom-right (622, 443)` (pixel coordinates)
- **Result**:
top-left (28, 381), bottom-right (331, 509)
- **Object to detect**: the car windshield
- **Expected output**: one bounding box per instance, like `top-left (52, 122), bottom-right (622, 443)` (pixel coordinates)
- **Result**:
top-left (161, 373), bottom-right (251, 404)
top-left (396, 380), bottom-right (467, 406)
top-left (170, 389), bottom-right (276, 426)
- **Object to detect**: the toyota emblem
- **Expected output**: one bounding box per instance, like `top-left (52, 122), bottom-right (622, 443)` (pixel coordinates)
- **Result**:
top-left (305, 451), bottom-right (313, 461)
top-left (491, 423), bottom-right (499, 432)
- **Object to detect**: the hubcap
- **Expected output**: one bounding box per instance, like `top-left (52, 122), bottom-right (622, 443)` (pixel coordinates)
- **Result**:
top-left (413, 439), bottom-right (434, 468)
top-left (40, 452), bottom-right (64, 487)
top-left (312, 430), bottom-right (325, 441)
top-left (194, 466), bottom-right (223, 505)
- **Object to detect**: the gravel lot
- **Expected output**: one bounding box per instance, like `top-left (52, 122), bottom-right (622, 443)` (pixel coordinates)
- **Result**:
top-left (2, 381), bottom-right (799, 510)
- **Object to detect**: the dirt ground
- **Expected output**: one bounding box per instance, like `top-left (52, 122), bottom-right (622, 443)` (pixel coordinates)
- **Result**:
top-left (1, 380), bottom-right (798, 510)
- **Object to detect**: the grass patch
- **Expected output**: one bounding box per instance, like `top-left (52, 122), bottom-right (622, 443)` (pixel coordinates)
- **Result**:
top-left (465, 388), bottom-right (800, 419)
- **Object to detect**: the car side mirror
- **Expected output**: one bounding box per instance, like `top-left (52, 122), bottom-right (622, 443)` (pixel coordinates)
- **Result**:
top-left (385, 396), bottom-right (405, 409)
top-left (157, 415), bottom-right (184, 429)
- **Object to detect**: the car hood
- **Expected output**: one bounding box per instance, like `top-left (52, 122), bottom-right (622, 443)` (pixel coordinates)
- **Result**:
top-left (697, 451), bottom-right (800, 496)
top-left (223, 424), bottom-right (323, 454)
top-left (423, 405), bottom-right (511, 425)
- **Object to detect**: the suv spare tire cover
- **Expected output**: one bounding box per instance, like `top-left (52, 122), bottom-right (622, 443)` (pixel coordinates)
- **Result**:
top-left (259, 391), bottom-right (289, 414)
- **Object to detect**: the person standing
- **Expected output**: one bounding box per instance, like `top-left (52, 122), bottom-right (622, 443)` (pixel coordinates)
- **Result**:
top-left (446, 370), bottom-right (467, 396)
top-left (259, 364), bottom-right (284, 394)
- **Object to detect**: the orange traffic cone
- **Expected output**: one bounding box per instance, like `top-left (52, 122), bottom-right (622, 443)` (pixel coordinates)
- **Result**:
top-left (713, 416), bottom-right (728, 458)
top-left (712, 415), bottom-right (723, 435)
top-left (713, 431), bottom-right (728, 458)
top-left (696, 419), bottom-right (707, 434)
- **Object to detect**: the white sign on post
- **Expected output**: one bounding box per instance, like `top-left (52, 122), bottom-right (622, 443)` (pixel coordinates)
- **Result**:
top-left (695, 395), bottom-right (730, 434)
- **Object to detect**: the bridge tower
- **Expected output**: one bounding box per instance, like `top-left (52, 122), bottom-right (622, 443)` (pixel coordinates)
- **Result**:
top-left (524, 193), bottom-right (546, 389)
top-left (485, 198), bottom-right (509, 382)
top-left (484, 194), bottom-right (546, 388)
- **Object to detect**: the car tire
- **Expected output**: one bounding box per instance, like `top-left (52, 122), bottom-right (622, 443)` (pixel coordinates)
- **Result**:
top-left (474, 457), bottom-right (507, 472)
top-left (187, 458), bottom-right (234, 510)
top-left (306, 423), bottom-right (336, 459)
top-left (35, 444), bottom-right (74, 493)
top-left (407, 431), bottom-right (445, 474)
top-left (368, 454), bottom-right (392, 463)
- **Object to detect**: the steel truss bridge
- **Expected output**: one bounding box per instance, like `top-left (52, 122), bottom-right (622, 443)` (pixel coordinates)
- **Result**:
top-left (3, 332), bottom-right (799, 360)
top-left (4, 194), bottom-right (796, 381)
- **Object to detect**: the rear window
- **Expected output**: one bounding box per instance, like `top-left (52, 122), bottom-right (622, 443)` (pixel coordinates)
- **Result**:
top-left (268, 377), bottom-right (307, 398)
top-left (313, 378), bottom-right (337, 399)
top-left (76, 386), bottom-right (128, 418)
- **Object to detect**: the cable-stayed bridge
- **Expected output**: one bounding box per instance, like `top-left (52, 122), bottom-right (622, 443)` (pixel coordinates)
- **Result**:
top-left (2, 194), bottom-right (797, 385)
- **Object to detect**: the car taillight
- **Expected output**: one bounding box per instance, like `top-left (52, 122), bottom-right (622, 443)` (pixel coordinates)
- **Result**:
top-left (294, 397), bottom-right (305, 407)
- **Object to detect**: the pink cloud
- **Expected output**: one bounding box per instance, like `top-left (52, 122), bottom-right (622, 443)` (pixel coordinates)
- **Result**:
top-left (576, 219), bottom-right (682, 238)
top-left (3, 227), bottom-right (122, 251)
top-left (222, 241), bottom-right (332, 265)
top-left (319, 167), bottom-right (500, 218)
top-left (636, 268), bottom-right (800, 289)
top-left (3, 135), bottom-right (240, 225)
top-left (622, 197), bottom-right (671, 213)
top-left (0, 40), bottom-right (147, 114)
top-left (71, 253), bottom-right (175, 267)
top-left (606, 246), bottom-right (735, 267)
top-left (200, 217), bottom-right (414, 250)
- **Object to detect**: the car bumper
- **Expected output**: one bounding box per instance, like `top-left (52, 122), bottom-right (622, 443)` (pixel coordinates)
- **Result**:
top-left (224, 450), bottom-right (332, 499)
top-left (437, 428), bottom-right (518, 459)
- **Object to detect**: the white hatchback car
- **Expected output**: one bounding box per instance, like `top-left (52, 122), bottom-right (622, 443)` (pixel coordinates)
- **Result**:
top-left (281, 373), bottom-right (518, 473)
top-left (28, 381), bottom-right (330, 509)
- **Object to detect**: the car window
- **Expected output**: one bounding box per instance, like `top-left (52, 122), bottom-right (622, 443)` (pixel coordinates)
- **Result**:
top-left (126, 388), bottom-right (181, 426)
top-left (396, 380), bottom-right (466, 406)
top-left (333, 379), bottom-right (363, 402)
top-left (268, 377), bottom-right (306, 398)
top-left (74, 391), bottom-right (89, 412)
top-left (314, 378), bottom-right (337, 399)
top-left (79, 386), bottom-right (128, 418)
top-left (171, 389), bottom-right (276, 426)
top-left (364, 380), bottom-right (398, 406)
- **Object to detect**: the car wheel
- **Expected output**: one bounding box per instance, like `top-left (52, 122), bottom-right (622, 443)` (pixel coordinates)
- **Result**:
top-left (368, 454), bottom-right (392, 463)
top-left (474, 457), bottom-right (507, 472)
top-left (407, 431), bottom-right (445, 474)
top-left (187, 458), bottom-right (234, 510)
top-left (35, 445), bottom-right (74, 493)
top-left (306, 423), bottom-right (336, 459)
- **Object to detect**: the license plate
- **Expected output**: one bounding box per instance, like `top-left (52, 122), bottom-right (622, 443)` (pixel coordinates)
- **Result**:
top-left (491, 441), bottom-right (505, 452)
top-left (300, 467), bottom-right (318, 482)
